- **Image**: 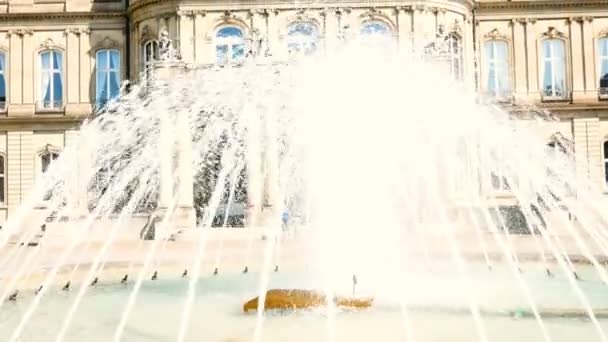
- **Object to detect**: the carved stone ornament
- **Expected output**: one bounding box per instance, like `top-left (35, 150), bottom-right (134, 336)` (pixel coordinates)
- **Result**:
top-left (7, 28), bottom-right (33, 36)
top-left (542, 26), bottom-right (566, 39)
top-left (39, 38), bottom-right (62, 50)
top-left (220, 10), bottom-right (237, 22)
top-left (94, 36), bottom-right (120, 51)
top-left (599, 27), bottom-right (608, 38)
top-left (484, 28), bottom-right (509, 41)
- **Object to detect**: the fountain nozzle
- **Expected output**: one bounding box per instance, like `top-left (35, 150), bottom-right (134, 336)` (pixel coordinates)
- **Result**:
top-left (121, 274), bottom-right (128, 284)
top-left (274, 265), bottom-right (279, 272)
top-left (546, 268), bottom-right (553, 277)
top-left (573, 271), bottom-right (580, 280)
top-left (91, 277), bottom-right (98, 286)
top-left (35, 285), bottom-right (43, 295)
top-left (352, 275), bottom-right (358, 296)
top-left (62, 281), bottom-right (71, 291)
top-left (243, 266), bottom-right (248, 274)
top-left (8, 290), bottom-right (18, 302)
top-left (151, 271), bottom-right (158, 281)
top-left (182, 269), bottom-right (188, 278)
top-left (213, 267), bottom-right (219, 276)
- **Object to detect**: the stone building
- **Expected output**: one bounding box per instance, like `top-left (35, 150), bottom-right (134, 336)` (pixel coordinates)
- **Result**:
top-left (0, 0), bottom-right (607, 224)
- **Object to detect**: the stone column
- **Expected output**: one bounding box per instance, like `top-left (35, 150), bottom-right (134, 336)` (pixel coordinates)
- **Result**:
top-left (512, 19), bottom-right (527, 96)
top-left (524, 18), bottom-right (539, 99)
top-left (569, 17), bottom-right (586, 101)
top-left (323, 8), bottom-right (340, 53)
top-left (582, 17), bottom-right (596, 95)
top-left (267, 9), bottom-right (280, 57)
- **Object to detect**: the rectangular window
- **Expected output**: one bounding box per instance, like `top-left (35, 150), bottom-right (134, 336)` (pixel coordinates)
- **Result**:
top-left (40, 50), bottom-right (63, 110)
top-left (485, 40), bottom-right (510, 97)
top-left (96, 49), bottom-right (121, 109)
top-left (0, 53), bottom-right (5, 111)
top-left (599, 38), bottom-right (608, 97)
top-left (0, 155), bottom-right (5, 203)
top-left (541, 39), bottom-right (567, 99)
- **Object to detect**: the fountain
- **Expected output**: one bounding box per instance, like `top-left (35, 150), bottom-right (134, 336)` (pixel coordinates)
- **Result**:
top-left (1, 26), bottom-right (608, 342)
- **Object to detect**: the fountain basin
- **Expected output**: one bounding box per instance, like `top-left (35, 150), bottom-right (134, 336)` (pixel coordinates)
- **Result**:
top-left (243, 289), bottom-right (373, 312)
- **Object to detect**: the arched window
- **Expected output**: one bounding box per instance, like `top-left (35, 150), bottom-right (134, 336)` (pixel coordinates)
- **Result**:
top-left (541, 39), bottom-right (567, 98)
top-left (484, 40), bottom-right (510, 97)
top-left (360, 21), bottom-right (390, 36)
top-left (215, 26), bottom-right (245, 65)
top-left (41, 149), bottom-right (59, 174)
top-left (0, 154), bottom-right (5, 203)
top-left (95, 49), bottom-right (121, 109)
top-left (287, 22), bottom-right (319, 55)
top-left (39, 50), bottom-right (63, 109)
top-left (447, 34), bottom-right (463, 80)
top-left (0, 52), bottom-right (6, 111)
top-left (142, 40), bottom-right (159, 66)
top-left (599, 37), bottom-right (608, 97)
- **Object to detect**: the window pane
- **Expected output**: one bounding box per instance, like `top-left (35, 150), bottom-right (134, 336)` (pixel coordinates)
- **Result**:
top-left (0, 156), bottom-right (5, 174)
top-left (600, 59), bottom-right (608, 89)
top-left (487, 64), bottom-right (496, 92)
top-left (554, 57), bottom-right (566, 96)
top-left (53, 72), bottom-right (62, 105)
top-left (485, 41), bottom-right (494, 59)
top-left (543, 60), bottom-right (553, 95)
top-left (232, 44), bottom-right (245, 61)
top-left (109, 50), bottom-right (120, 69)
top-left (52, 51), bottom-right (62, 70)
top-left (96, 50), bottom-right (108, 70)
top-left (543, 40), bottom-right (551, 58)
top-left (96, 71), bottom-right (108, 106)
top-left (0, 54), bottom-right (4, 71)
top-left (553, 40), bottom-right (565, 60)
top-left (42, 71), bottom-right (51, 105)
top-left (0, 74), bottom-right (5, 103)
top-left (42, 154), bottom-right (50, 172)
top-left (600, 38), bottom-right (608, 57)
top-left (216, 27), bottom-right (243, 38)
top-left (41, 52), bottom-right (50, 69)
top-left (0, 176), bottom-right (5, 203)
top-left (109, 71), bottom-right (120, 99)
top-left (604, 141), bottom-right (608, 159)
top-left (361, 22), bottom-right (389, 35)
top-left (216, 45), bottom-right (228, 64)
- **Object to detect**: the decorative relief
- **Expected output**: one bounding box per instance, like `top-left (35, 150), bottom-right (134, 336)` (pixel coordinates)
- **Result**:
top-left (64, 28), bottom-right (90, 36)
top-left (220, 10), bottom-right (237, 22)
top-left (484, 28), bottom-right (509, 41)
top-left (39, 38), bottom-right (62, 50)
top-left (92, 36), bottom-right (120, 51)
top-left (542, 26), bottom-right (566, 39)
top-left (599, 27), bottom-right (608, 38)
top-left (7, 28), bottom-right (33, 36)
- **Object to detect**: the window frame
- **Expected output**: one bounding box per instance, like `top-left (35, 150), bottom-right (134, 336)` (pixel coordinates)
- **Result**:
top-left (483, 39), bottom-right (512, 98)
top-left (598, 37), bottom-right (608, 99)
top-left (95, 49), bottom-right (121, 109)
top-left (540, 38), bottom-right (569, 101)
top-left (446, 33), bottom-right (463, 81)
top-left (0, 153), bottom-right (6, 205)
top-left (0, 51), bottom-right (7, 113)
top-left (37, 49), bottom-right (65, 112)
top-left (214, 25), bottom-right (246, 66)
top-left (286, 21), bottom-right (320, 56)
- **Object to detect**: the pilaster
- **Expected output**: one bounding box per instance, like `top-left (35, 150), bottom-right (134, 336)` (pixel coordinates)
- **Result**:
top-left (177, 10), bottom-right (195, 64)
top-left (569, 17), bottom-right (587, 102)
top-left (79, 28), bottom-right (91, 104)
top-left (396, 7), bottom-right (412, 54)
top-left (524, 18), bottom-right (539, 100)
top-left (582, 17), bottom-right (596, 95)
top-left (65, 29), bottom-right (80, 106)
top-left (267, 9), bottom-right (280, 58)
top-left (512, 19), bottom-right (527, 95)
top-left (323, 8), bottom-right (340, 53)
top-left (573, 117), bottom-right (602, 189)
top-left (22, 30), bottom-right (33, 106)
top-left (7, 131), bottom-right (33, 208)
top-left (193, 11), bottom-right (208, 65)
top-left (8, 30), bottom-right (23, 108)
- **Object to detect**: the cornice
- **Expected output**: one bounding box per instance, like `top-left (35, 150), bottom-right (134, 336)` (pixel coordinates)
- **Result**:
top-left (0, 11), bottom-right (125, 22)
top-left (478, 0), bottom-right (608, 11)
top-left (0, 115), bottom-right (86, 130)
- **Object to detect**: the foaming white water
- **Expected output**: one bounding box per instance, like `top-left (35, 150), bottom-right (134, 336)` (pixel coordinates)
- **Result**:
top-left (2, 41), bottom-right (608, 342)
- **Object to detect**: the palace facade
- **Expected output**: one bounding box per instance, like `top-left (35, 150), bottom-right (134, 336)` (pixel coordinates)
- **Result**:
top-left (0, 0), bottom-right (607, 223)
